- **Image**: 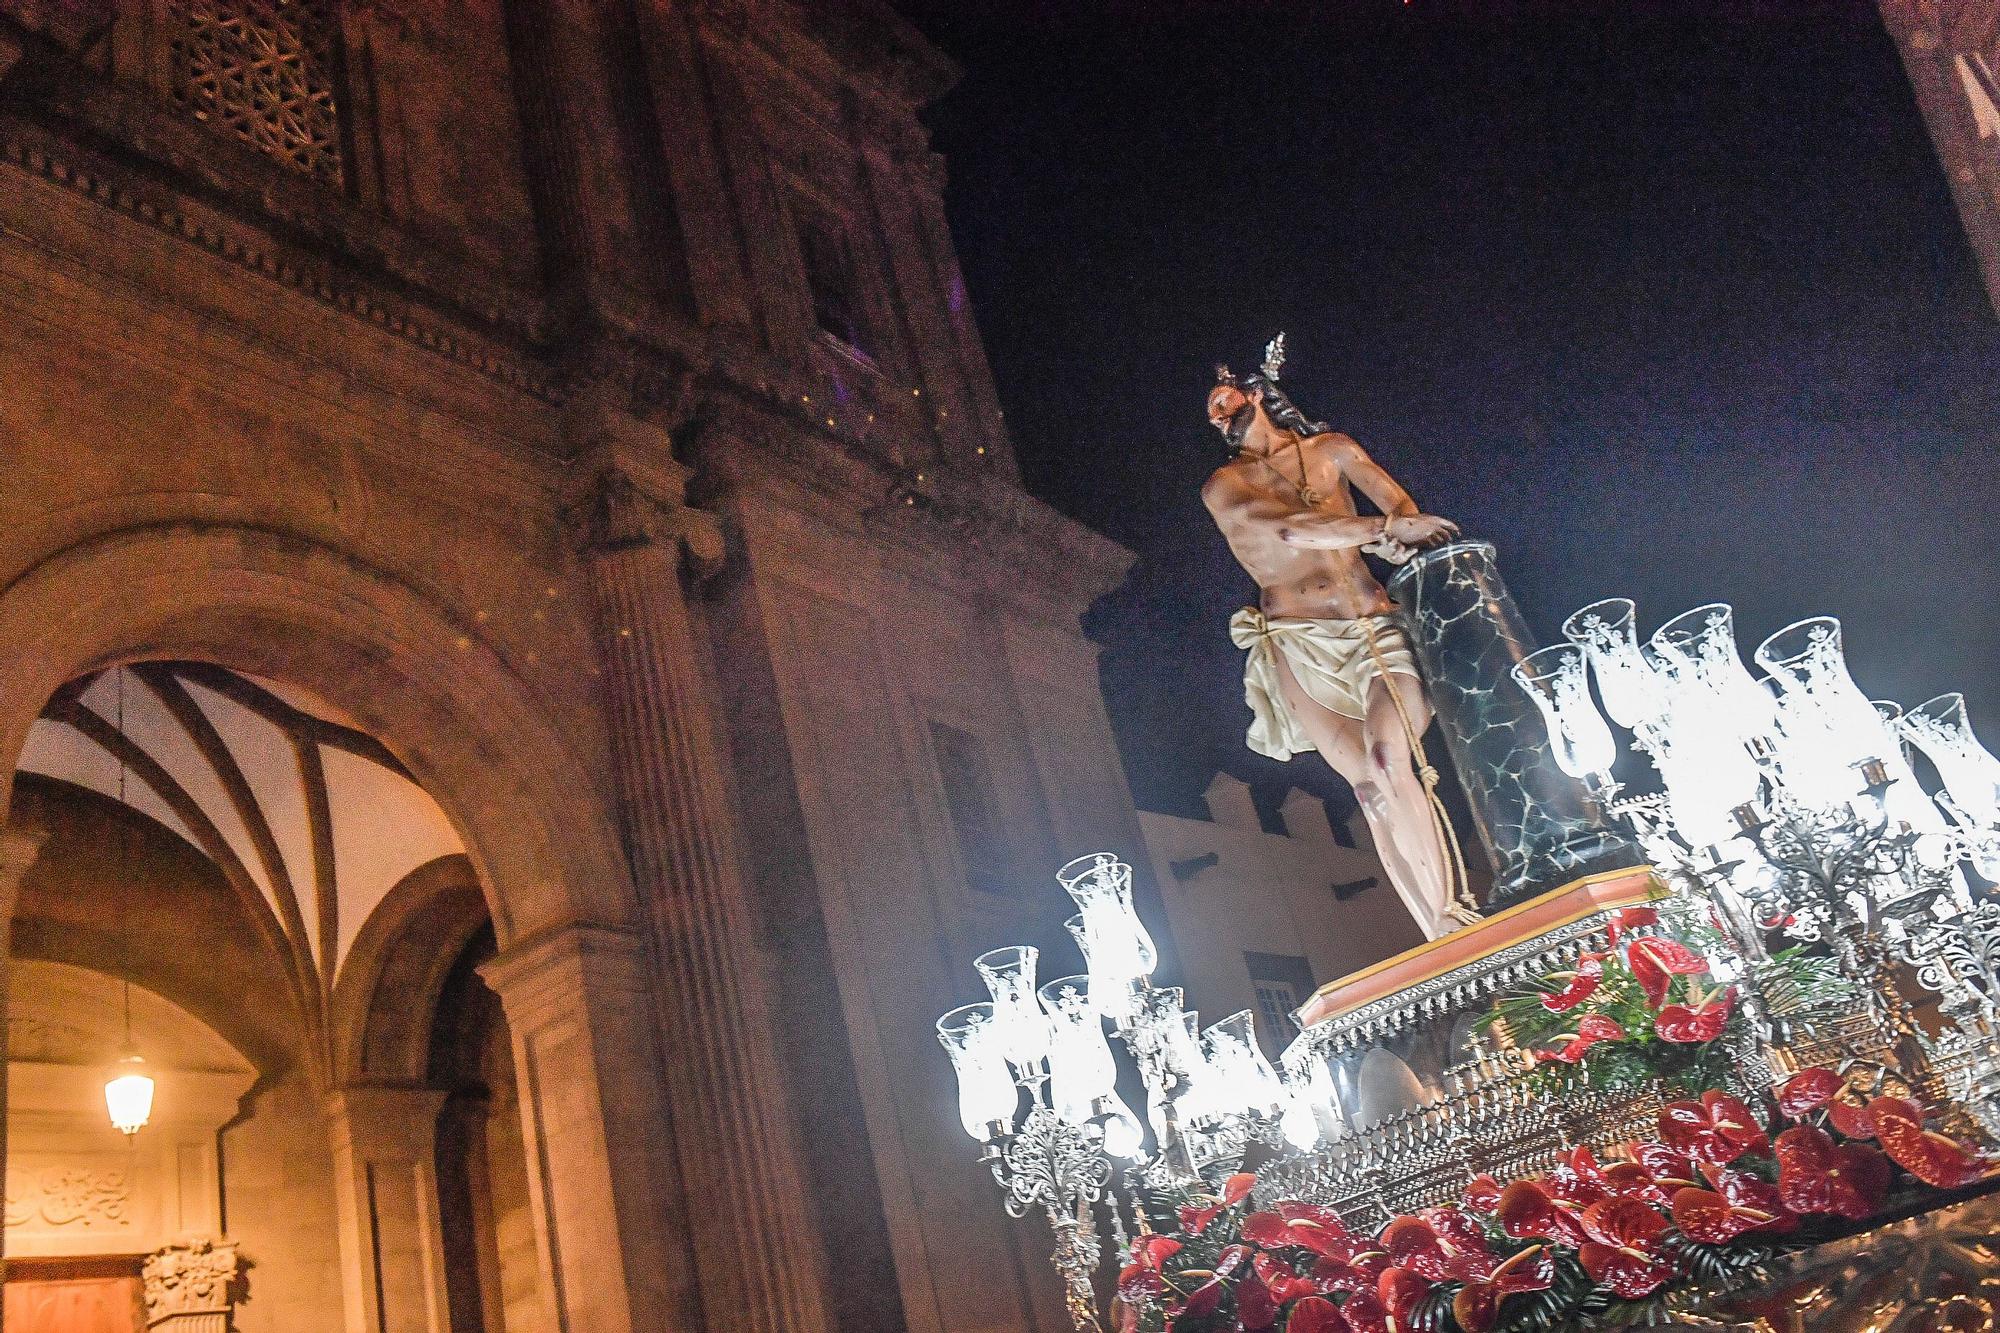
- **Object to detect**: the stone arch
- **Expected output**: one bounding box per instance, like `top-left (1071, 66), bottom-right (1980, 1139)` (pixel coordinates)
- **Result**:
top-left (0, 522), bottom-right (635, 945)
top-left (329, 853), bottom-right (489, 1084)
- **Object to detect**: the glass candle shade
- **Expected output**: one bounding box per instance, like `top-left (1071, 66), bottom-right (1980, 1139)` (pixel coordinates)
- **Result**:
top-left (1169, 1010), bottom-right (1218, 1126)
top-left (973, 946), bottom-right (1049, 1074)
top-left (1057, 853), bottom-right (1156, 1009)
top-left (1200, 1010), bottom-right (1285, 1118)
top-left (1904, 693), bottom-right (2000, 829)
top-left (1282, 1034), bottom-right (1346, 1143)
top-left (1512, 643), bottom-right (1618, 781)
top-left (1038, 975), bottom-right (1120, 1126)
top-left (1095, 1089), bottom-right (1147, 1160)
top-left (1562, 598), bottom-right (1662, 731)
top-left (1647, 603), bottom-right (1778, 749)
top-left (1756, 618), bottom-right (1942, 832)
top-left (936, 1003), bottom-right (1019, 1140)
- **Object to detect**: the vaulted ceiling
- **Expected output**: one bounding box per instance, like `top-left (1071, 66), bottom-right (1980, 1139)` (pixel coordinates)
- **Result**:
top-left (20, 662), bottom-right (466, 998)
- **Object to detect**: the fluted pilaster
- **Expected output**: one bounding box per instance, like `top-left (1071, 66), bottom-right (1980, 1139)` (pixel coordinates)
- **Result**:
top-left (577, 421), bottom-right (832, 1332)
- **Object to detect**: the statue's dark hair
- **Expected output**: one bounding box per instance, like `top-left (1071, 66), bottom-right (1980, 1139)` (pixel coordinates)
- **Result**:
top-left (1228, 373), bottom-right (1331, 453)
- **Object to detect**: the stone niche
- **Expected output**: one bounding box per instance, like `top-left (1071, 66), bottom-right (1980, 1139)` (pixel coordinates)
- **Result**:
top-left (6, 960), bottom-right (254, 1277)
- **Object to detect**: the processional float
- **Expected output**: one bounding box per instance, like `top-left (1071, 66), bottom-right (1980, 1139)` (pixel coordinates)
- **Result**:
top-left (933, 346), bottom-right (2000, 1332)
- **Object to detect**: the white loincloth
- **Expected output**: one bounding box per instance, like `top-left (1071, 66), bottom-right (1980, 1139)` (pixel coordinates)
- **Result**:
top-left (1229, 608), bottom-right (1421, 760)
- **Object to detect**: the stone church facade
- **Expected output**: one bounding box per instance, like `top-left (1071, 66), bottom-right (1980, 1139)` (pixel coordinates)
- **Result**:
top-left (1882, 0), bottom-right (2000, 316)
top-left (0, 1), bottom-right (1196, 1329)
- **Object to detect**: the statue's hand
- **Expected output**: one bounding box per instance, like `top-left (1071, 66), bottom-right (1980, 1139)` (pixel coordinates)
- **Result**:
top-left (1386, 514), bottom-right (1459, 549)
top-left (1364, 536), bottom-right (1419, 565)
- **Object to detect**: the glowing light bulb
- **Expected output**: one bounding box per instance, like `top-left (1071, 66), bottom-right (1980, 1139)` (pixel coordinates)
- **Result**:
top-left (104, 1053), bottom-right (154, 1137)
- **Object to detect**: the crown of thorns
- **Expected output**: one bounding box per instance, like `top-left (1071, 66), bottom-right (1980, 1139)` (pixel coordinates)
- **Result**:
top-left (1215, 333), bottom-right (1286, 388)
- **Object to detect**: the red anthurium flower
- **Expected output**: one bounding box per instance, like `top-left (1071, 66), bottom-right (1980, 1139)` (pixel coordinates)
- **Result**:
top-left (1308, 1232), bottom-right (1393, 1295)
top-left (1548, 1014), bottom-right (1626, 1064)
top-left (1115, 1262), bottom-right (1162, 1307)
top-left (1177, 1176), bottom-right (1256, 1236)
top-left (1658, 1091), bottom-right (1770, 1165)
top-left (1176, 1201), bottom-right (1221, 1235)
top-left (1654, 987), bottom-right (1735, 1043)
top-left (1176, 1201), bottom-right (1224, 1235)
top-left (1130, 1235), bottom-right (1182, 1271)
top-left (1242, 1211), bottom-right (1290, 1249)
top-left (1541, 954), bottom-right (1606, 1012)
top-left (1497, 1179), bottom-right (1587, 1247)
top-left (1286, 1296), bottom-right (1345, 1333)
top-left (1776, 1068), bottom-right (1844, 1119)
top-left (1840, 1095), bottom-right (1924, 1142)
top-left (1625, 936), bottom-right (1709, 1009)
top-left (1175, 1276), bottom-right (1224, 1320)
top-left (1576, 1198), bottom-right (1677, 1298)
top-left (1236, 1262), bottom-right (1280, 1331)
top-left (1634, 1143), bottom-right (1699, 1190)
top-left (1452, 1246), bottom-right (1557, 1333)
top-left (1543, 1146), bottom-right (1613, 1209)
top-left (1252, 1253), bottom-right (1318, 1306)
top-left (1463, 1174), bottom-right (1504, 1213)
top-left (1775, 1124), bottom-right (1890, 1219)
top-left (1266, 1202), bottom-right (1357, 1259)
top-left (1337, 1267), bottom-right (1435, 1333)
top-left (1670, 1170), bottom-right (1793, 1244)
top-left (1383, 1208), bottom-right (1495, 1283)
top-left (1605, 906), bottom-right (1659, 950)
top-left (1871, 1101), bottom-right (1988, 1188)
top-left (1600, 1158), bottom-right (1674, 1206)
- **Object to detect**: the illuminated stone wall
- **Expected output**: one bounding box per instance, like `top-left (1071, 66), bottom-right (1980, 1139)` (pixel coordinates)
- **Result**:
top-left (0, 3), bottom-right (1385, 1330)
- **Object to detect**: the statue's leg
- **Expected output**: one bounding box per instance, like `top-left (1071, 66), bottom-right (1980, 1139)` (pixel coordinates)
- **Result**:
top-left (1269, 651), bottom-right (1443, 938)
top-left (1360, 671), bottom-right (1455, 937)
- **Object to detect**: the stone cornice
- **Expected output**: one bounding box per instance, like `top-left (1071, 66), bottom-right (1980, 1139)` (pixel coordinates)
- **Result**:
top-left (692, 385), bottom-right (1135, 620)
top-left (0, 102), bottom-right (564, 402)
top-left (691, 0), bottom-right (958, 111)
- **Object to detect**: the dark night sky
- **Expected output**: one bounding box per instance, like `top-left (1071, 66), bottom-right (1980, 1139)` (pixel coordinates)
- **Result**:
top-left (895, 0), bottom-right (2000, 826)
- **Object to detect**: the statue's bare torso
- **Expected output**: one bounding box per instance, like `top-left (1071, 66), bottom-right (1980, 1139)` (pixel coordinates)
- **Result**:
top-left (1204, 433), bottom-right (1401, 621)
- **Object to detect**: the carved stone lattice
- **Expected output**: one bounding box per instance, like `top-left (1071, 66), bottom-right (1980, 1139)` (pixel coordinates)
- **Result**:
top-left (165, 0), bottom-right (343, 184)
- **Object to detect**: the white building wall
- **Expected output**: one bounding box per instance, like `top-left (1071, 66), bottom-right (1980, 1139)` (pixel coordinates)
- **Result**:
top-left (1137, 774), bottom-right (1428, 1052)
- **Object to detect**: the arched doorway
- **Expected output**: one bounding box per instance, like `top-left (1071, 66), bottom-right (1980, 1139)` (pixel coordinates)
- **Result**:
top-left (3, 662), bottom-right (548, 1331)
top-left (0, 523), bottom-right (687, 1333)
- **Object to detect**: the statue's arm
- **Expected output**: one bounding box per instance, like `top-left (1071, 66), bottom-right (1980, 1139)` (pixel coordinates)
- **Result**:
top-left (1201, 468), bottom-right (1390, 551)
top-left (1323, 435), bottom-right (1460, 549)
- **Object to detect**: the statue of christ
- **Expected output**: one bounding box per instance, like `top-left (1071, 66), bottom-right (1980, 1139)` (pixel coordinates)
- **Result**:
top-left (1201, 339), bottom-right (1472, 939)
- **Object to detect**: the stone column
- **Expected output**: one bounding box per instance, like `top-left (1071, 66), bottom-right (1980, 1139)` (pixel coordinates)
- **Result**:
top-left (572, 405), bottom-right (834, 1333)
top-left (1387, 540), bottom-right (1640, 906)
top-left (478, 924), bottom-right (699, 1333)
top-left (326, 1085), bottom-right (452, 1333)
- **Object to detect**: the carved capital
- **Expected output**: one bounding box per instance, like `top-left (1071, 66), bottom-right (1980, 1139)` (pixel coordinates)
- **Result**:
top-left (143, 1237), bottom-right (240, 1331)
top-left (477, 922), bottom-right (649, 1035)
top-left (326, 1085), bottom-right (449, 1162)
top-left (566, 388), bottom-right (726, 576)
top-left (579, 466), bottom-right (726, 577)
